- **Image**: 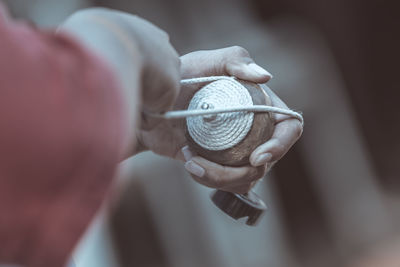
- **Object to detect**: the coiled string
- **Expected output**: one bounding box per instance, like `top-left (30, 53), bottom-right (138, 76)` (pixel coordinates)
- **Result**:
top-left (150, 76), bottom-right (303, 151)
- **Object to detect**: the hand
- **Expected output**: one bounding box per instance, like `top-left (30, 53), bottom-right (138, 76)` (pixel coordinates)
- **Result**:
top-left (60, 8), bottom-right (181, 157)
top-left (89, 8), bottom-right (181, 129)
top-left (181, 47), bottom-right (303, 193)
top-left (138, 46), bottom-right (303, 193)
top-left (136, 46), bottom-right (269, 158)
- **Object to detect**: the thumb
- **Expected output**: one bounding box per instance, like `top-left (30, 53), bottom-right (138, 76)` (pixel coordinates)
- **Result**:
top-left (222, 46), bottom-right (273, 83)
top-left (181, 46), bottom-right (273, 84)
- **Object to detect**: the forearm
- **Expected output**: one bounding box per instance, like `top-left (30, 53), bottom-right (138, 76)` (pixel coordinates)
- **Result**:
top-left (58, 8), bottom-right (143, 157)
top-left (0, 8), bottom-right (134, 263)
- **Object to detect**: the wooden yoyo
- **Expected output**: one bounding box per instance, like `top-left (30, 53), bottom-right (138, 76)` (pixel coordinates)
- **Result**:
top-left (184, 78), bottom-right (275, 226)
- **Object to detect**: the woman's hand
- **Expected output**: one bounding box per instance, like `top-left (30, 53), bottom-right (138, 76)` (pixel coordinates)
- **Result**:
top-left (60, 8), bottom-right (181, 157)
top-left (137, 46), bottom-right (303, 193)
top-left (111, 11), bottom-right (181, 129)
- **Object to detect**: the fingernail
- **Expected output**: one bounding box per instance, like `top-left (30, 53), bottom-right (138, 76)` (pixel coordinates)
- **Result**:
top-left (185, 160), bottom-right (205, 177)
top-left (253, 153), bottom-right (272, 166)
top-left (248, 63), bottom-right (273, 78)
top-left (181, 146), bottom-right (193, 161)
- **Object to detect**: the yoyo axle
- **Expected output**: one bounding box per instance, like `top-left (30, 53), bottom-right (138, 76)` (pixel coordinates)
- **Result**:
top-left (211, 189), bottom-right (267, 226)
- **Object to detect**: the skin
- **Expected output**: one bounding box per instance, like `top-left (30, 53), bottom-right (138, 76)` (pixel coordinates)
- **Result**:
top-left (139, 47), bottom-right (303, 193)
top-left (185, 81), bottom-right (275, 166)
top-left (60, 8), bottom-right (181, 157)
top-left (61, 9), bottom-right (303, 194)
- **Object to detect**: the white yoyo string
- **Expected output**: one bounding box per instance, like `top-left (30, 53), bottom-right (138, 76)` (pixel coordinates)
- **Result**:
top-left (186, 78), bottom-right (254, 151)
top-left (148, 76), bottom-right (304, 151)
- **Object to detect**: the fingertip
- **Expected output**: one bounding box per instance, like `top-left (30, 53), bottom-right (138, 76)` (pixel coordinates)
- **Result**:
top-left (246, 63), bottom-right (273, 82)
top-left (181, 145), bottom-right (194, 161)
top-left (226, 62), bottom-right (271, 84)
top-left (189, 156), bottom-right (217, 175)
top-left (184, 160), bottom-right (205, 178)
top-left (250, 153), bottom-right (272, 167)
top-left (251, 138), bottom-right (277, 158)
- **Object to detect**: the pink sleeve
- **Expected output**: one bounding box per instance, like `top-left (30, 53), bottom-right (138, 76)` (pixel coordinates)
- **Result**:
top-left (0, 11), bottom-right (129, 267)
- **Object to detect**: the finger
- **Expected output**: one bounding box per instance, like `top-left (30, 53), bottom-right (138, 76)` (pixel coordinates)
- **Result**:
top-left (249, 84), bottom-right (303, 166)
top-left (141, 65), bottom-right (181, 130)
top-left (143, 55), bottom-right (181, 113)
top-left (222, 46), bottom-right (272, 83)
top-left (188, 161), bottom-right (268, 192)
top-left (184, 156), bottom-right (265, 189)
top-left (250, 118), bottom-right (303, 166)
top-left (226, 61), bottom-right (272, 84)
top-left (179, 145), bottom-right (193, 162)
top-left (177, 47), bottom-right (272, 109)
top-left (181, 46), bottom-right (272, 83)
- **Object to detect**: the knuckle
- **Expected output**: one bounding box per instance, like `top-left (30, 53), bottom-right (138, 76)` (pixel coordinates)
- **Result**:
top-left (270, 138), bottom-right (286, 156)
top-left (151, 82), bottom-right (179, 112)
top-left (292, 120), bottom-right (304, 139)
top-left (276, 144), bottom-right (287, 158)
top-left (146, 20), bottom-right (168, 40)
top-left (210, 167), bottom-right (230, 188)
top-left (201, 169), bottom-right (221, 188)
top-left (220, 166), bottom-right (233, 179)
top-left (230, 46), bottom-right (250, 57)
top-left (160, 30), bottom-right (170, 41)
top-left (218, 57), bottom-right (230, 75)
top-left (210, 175), bottom-right (225, 188)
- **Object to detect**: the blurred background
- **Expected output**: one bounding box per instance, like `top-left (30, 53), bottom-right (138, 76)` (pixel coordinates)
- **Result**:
top-left (4, 0), bottom-right (400, 266)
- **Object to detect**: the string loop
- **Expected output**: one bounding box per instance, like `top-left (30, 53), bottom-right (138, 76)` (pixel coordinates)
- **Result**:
top-left (149, 76), bottom-right (304, 151)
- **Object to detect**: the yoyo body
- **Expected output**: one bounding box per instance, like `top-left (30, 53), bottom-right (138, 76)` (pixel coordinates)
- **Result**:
top-left (185, 78), bottom-right (275, 225)
top-left (185, 79), bottom-right (275, 166)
